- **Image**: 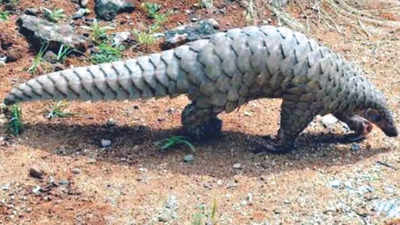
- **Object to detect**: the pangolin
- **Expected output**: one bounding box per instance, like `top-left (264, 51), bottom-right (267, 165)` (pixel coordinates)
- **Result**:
top-left (3, 26), bottom-right (398, 153)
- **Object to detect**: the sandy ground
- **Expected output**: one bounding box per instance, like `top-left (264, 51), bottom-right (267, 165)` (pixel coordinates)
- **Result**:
top-left (0, 0), bottom-right (399, 224)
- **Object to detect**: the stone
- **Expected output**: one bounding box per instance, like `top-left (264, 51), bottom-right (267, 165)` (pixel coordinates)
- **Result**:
top-left (17, 15), bottom-right (87, 52)
top-left (95, 0), bottom-right (135, 21)
top-left (72, 8), bottom-right (90, 20)
top-left (183, 154), bottom-right (194, 163)
top-left (29, 168), bottom-right (44, 179)
top-left (162, 19), bottom-right (219, 50)
top-left (101, 139), bottom-right (112, 147)
top-left (270, 0), bottom-right (289, 7)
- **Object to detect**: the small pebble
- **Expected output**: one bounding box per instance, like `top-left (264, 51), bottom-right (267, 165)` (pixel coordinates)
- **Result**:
top-left (101, 139), bottom-right (112, 147)
top-left (233, 163), bottom-right (242, 169)
top-left (71, 168), bottom-right (81, 174)
top-left (29, 168), bottom-right (44, 179)
top-left (351, 143), bottom-right (360, 151)
top-left (32, 186), bottom-right (41, 195)
top-left (183, 154), bottom-right (194, 163)
top-left (330, 180), bottom-right (341, 188)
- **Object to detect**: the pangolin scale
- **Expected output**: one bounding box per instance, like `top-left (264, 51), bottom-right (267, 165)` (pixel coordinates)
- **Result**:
top-left (4, 26), bottom-right (398, 153)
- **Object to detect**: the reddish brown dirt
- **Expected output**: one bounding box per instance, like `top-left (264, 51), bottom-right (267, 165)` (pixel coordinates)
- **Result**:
top-left (0, 0), bottom-right (399, 224)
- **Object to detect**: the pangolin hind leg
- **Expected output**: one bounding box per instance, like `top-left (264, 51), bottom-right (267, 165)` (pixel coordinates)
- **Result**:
top-left (260, 100), bottom-right (316, 154)
top-left (334, 113), bottom-right (373, 142)
top-left (181, 102), bottom-right (223, 140)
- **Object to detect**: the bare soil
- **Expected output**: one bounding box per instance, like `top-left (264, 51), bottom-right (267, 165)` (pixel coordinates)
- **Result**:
top-left (0, 0), bottom-right (399, 224)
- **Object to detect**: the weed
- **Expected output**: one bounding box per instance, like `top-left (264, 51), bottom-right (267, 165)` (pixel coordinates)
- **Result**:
top-left (198, 0), bottom-right (213, 9)
top-left (132, 29), bottom-right (157, 49)
top-left (42, 7), bottom-right (65, 23)
top-left (6, 104), bottom-right (23, 136)
top-left (141, 2), bottom-right (161, 19)
top-left (191, 200), bottom-right (218, 225)
top-left (90, 42), bottom-right (124, 64)
top-left (82, 20), bottom-right (114, 44)
top-left (154, 136), bottom-right (196, 153)
top-left (46, 101), bottom-right (74, 119)
top-left (0, 10), bottom-right (9, 21)
top-left (27, 42), bottom-right (48, 75)
top-left (56, 44), bottom-right (73, 63)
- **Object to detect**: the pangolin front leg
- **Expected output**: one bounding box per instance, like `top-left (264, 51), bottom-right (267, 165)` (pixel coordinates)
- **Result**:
top-left (259, 100), bottom-right (316, 154)
top-left (334, 113), bottom-right (373, 142)
top-left (181, 102), bottom-right (223, 140)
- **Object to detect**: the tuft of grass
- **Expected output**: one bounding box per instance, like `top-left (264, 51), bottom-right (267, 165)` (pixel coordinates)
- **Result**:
top-left (0, 10), bottom-right (9, 21)
top-left (82, 20), bottom-right (114, 45)
top-left (198, 0), bottom-right (214, 9)
top-left (27, 42), bottom-right (48, 75)
top-left (56, 44), bottom-right (73, 63)
top-left (90, 42), bottom-right (124, 64)
top-left (7, 104), bottom-right (23, 136)
top-left (46, 101), bottom-right (74, 120)
top-left (141, 2), bottom-right (161, 19)
top-left (191, 200), bottom-right (218, 225)
top-left (42, 7), bottom-right (65, 23)
top-left (132, 28), bottom-right (157, 49)
top-left (155, 136), bottom-right (196, 153)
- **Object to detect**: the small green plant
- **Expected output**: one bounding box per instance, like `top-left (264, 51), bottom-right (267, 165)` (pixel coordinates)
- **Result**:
top-left (141, 2), bottom-right (161, 19)
top-left (46, 101), bottom-right (74, 119)
top-left (7, 104), bottom-right (23, 136)
top-left (198, 0), bottom-right (213, 8)
top-left (132, 28), bottom-right (157, 48)
top-left (90, 43), bottom-right (124, 64)
top-left (82, 20), bottom-right (114, 44)
top-left (155, 136), bottom-right (196, 152)
top-left (191, 200), bottom-right (218, 225)
top-left (56, 44), bottom-right (73, 63)
top-left (42, 7), bottom-right (65, 23)
top-left (0, 10), bottom-right (9, 21)
top-left (27, 42), bottom-right (48, 75)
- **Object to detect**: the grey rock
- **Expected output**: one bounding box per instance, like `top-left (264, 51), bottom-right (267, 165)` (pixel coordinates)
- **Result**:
top-left (59, 180), bottom-right (69, 185)
top-left (270, 0), bottom-right (289, 7)
top-left (101, 139), bottom-right (112, 147)
top-left (162, 19), bottom-right (219, 49)
top-left (17, 15), bottom-right (87, 52)
top-left (351, 143), bottom-right (360, 151)
top-left (158, 195), bottom-right (178, 222)
top-left (373, 198), bottom-right (400, 218)
top-left (71, 168), bottom-right (81, 174)
top-left (0, 55), bottom-right (6, 65)
top-left (32, 186), bottom-right (42, 195)
top-left (183, 154), bottom-right (194, 163)
top-left (233, 163), bottom-right (242, 169)
top-left (80, 0), bottom-right (89, 8)
top-left (330, 180), bottom-right (342, 188)
top-left (111, 31), bottom-right (132, 46)
top-left (95, 0), bottom-right (135, 21)
top-left (72, 8), bottom-right (90, 20)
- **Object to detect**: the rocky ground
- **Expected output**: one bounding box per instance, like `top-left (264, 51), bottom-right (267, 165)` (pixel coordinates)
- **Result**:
top-left (0, 0), bottom-right (399, 224)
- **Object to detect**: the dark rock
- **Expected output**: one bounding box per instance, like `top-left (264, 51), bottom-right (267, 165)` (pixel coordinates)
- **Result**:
top-left (94, 0), bottom-right (135, 21)
top-left (162, 19), bottom-right (219, 50)
top-left (24, 8), bottom-right (40, 16)
top-left (17, 15), bottom-right (87, 53)
top-left (29, 168), bottom-right (44, 179)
